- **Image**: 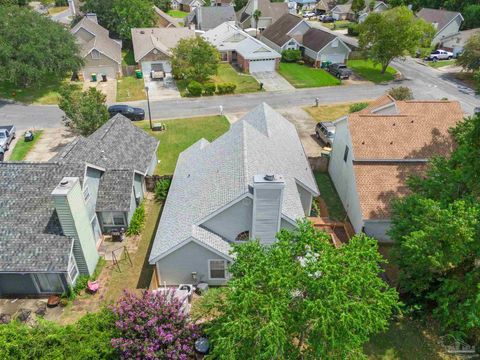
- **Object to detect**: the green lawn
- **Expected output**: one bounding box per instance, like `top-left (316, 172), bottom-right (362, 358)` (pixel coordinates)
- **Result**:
top-left (304, 100), bottom-right (373, 124)
top-left (212, 64), bottom-right (260, 93)
top-left (278, 62), bottom-right (341, 88)
top-left (166, 9), bottom-right (189, 18)
top-left (427, 59), bottom-right (455, 69)
top-left (122, 49), bottom-right (136, 66)
top-left (314, 171), bottom-right (346, 221)
top-left (136, 115), bottom-right (230, 175)
top-left (9, 130), bottom-right (44, 161)
top-left (365, 317), bottom-right (457, 359)
top-left (177, 64), bottom-right (261, 96)
top-left (117, 76), bottom-right (146, 102)
top-left (0, 79), bottom-right (81, 105)
top-left (322, 20), bottom-right (353, 30)
top-left (347, 60), bottom-right (397, 83)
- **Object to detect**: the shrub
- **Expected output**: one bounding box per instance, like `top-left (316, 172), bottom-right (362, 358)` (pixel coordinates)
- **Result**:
top-left (347, 23), bottom-right (359, 36)
top-left (349, 102), bottom-right (369, 113)
top-left (474, 70), bottom-right (480, 94)
top-left (111, 290), bottom-right (200, 360)
top-left (297, 60), bottom-right (305, 65)
top-left (203, 82), bottom-right (216, 96)
top-left (154, 178), bottom-right (172, 202)
top-left (216, 82), bottom-right (236, 94)
top-left (388, 86), bottom-right (413, 100)
top-left (126, 201), bottom-right (145, 236)
top-left (281, 49), bottom-right (302, 63)
top-left (187, 81), bottom-right (203, 97)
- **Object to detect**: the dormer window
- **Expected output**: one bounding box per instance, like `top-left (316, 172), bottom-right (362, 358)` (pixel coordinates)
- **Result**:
top-left (91, 50), bottom-right (100, 59)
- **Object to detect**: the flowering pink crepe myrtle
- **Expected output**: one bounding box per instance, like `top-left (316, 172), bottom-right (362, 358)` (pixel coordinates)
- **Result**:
top-left (111, 290), bottom-right (199, 360)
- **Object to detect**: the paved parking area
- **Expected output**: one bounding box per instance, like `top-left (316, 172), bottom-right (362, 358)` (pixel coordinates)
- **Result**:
top-left (144, 76), bottom-right (181, 101)
top-left (25, 128), bottom-right (76, 162)
top-left (252, 71), bottom-right (295, 91)
top-left (83, 79), bottom-right (117, 103)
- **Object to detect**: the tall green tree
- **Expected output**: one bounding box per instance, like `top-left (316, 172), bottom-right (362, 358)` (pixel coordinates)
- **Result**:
top-left (351, 0), bottom-right (366, 20)
top-left (154, 0), bottom-right (171, 12)
top-left (0, 6), bottom-right (82, 87)
top-left (171, 37), bottom-right (219, 83)
top-left (253, 9), bottom-right (261, 36)
top-left (358, 6), bottom-right (434, 73)
top-left (457, 33), bottom-right (480, 72)
top-left (81, 0), bottom-right (155, 40)
top-left (199, 221), bottom-right (399, 359)
top-left (59, 85), bottom-right (109, 136)
top-left (390, 113), bottom-right (480, 336)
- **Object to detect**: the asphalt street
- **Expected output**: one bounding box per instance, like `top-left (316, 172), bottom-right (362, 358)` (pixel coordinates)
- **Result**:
top-left (1, 57), bottom-right (478, 131)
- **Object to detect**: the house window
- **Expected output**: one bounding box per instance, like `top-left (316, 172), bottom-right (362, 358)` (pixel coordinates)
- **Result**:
top-left (235, 231), bottom-right (250, 241)
top-left (343, 145), bottom-right (349, 162)
top-left (91, 50), bottom-right (100, 59)
top-left (209, 259), bottom-right (227, 279)
top-left (68, 254), bottom-right (79, 284)
top-left (102, 212), bottom-right (126, 226)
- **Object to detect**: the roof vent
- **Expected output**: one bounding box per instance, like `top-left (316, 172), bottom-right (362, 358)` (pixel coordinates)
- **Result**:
top-left (393, 123), bottom-right (396, 126)
top-left (140, 30), bottom-right (145, 34)
top-left (390, 141), bottom-right (393, 145)
top-left (60, 180), bottom-right (69, 186)
top-left (264, 174), bottom-right (275, 181)
top-left (411, 120), bottom-right (414, 123)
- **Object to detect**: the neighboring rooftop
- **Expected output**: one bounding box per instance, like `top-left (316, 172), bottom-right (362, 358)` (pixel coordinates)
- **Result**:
top-left (204, 22), bottom-right (281, 60)
top-left (131, 28), bottom-right (196, 62)
top-left (237, 0), bottom-right (288, 25)
top-left (417, 8), bottom-right (463, 34)
top-left (302, 28), bottom-right (338, 52)
top-left (261, 13), bottom-right (303, 46)
top-left (149, 103), bottom-right (318, 262)
top-left (153, 6), bottom-right (180, 28)
top-left (193, 6), bottom-right (236, 30)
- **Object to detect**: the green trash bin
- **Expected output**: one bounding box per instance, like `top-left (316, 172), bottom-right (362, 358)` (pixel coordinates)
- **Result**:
top-left (135, 69), bottom-right (143, 79)
top-left (321, 61), bottom-right (327, 69)
top-left (91, 73), bottom-right (97, 82)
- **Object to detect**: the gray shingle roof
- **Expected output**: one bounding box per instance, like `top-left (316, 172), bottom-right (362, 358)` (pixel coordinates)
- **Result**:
top-left (196, 6), bottom-right (236, 30)
top-left (261, 13), bottom-right (303, 47)
top-left (417, 8), bottom-right (463, 35)
top-left (71, 16), bottom-right (122, 64)
top-left (302, 28), bottom-right (337, 52)
top-left (0, 162), bottom-right (84, 272)
top-left (54, 115), bottom-right (159, 174)
top-left (96, 170), bottom-right (134, 212)
top-left (149, 103), bottom-right (318, 263)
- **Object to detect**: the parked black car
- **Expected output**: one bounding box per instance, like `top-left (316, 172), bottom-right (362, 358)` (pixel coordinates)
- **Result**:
top-left (326, 63), bottom-right (353, 79)
top-left (321, 16), bottom-right (335, 23)
top-left (108, 105), bottom-right (145, 121)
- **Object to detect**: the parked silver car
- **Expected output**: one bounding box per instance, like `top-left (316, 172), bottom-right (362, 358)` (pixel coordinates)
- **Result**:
top-left (315, 121), bottom-right (335, 146)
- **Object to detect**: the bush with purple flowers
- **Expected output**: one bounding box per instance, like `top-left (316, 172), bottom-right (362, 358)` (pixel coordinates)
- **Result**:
top-left (111, 290), bottom-right (199, 360)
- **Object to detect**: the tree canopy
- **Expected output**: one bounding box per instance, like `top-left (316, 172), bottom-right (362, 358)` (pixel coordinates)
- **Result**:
top-left (59, 85), bottom-right (110, 136)
top-left (197, 221), bottom-right (399, 359)
top-left (351, 0), bottom-right (366, 19)
top-left (0, 6), bottom-right (83, 87)
top-left (81, 0), bottom-right (155, 40)
top-left (358, 6), bottom-right (434, 74)
top-left (456, 33), bottom-right (480, 72)
top-left (171, 37), bottom-right (219, 84)
top-left (390, 113), bottom-right (480, 338)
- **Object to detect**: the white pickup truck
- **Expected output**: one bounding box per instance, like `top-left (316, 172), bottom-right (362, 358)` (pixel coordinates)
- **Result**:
top-left (0, 125), bottom-right (16, 151)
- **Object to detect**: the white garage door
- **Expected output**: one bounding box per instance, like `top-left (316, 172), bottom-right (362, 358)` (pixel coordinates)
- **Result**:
top-left (320, 53), bottom-right (346, 64)
top-left (249, 59), bottom-right (276, 73)
top-left (141, 61), bottom-right (172, 77)
top-left (83, 66), bottom-right (116, 80)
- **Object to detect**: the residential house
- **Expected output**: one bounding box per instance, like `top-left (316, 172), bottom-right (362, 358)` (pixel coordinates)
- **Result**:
top-left (185, 6), bottom-right (236, 31)
top-left (331, 2), bottom-right (354, 20)
top-left (439, 28), bottom-right (480, 56)
top-left (0, 115), bottom-right (159, 297)
top-left (171, 0), bottom-right (205, 12)
top-left (261, 13), bottom-right (351, 65)
top-left (204, 22), bottom-right (281, 73)
top-left (131, 28), bottom-right (196, 76)
top-left (154, 6), bottom-right (181, 28)
top-left (211, 0), bottom-right (234, 6)
top-left (71, 14), bottom-right (122, 80)
top-left (328, 95), bottom-right (463, 242)
top-left (417, 8), bottom-right (464, 45)
top-left (358, 1), bottom-right (388, 23)
top-left (149, 103), bottom-right (319, 286)
top-left (237, 0), bottom-right (289, 32)
top-left (292, 0), bottom-right (317, 11)
top-left (315, 0), bottom-right (336, 15)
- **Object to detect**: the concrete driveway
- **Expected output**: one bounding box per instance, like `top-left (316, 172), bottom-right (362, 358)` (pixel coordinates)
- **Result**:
top-left (83, 79), bottom-right (117, 103)
top-left (144, 75), bottom-right (181, 101)
top-left (252, 72), bottom-right (295, 91)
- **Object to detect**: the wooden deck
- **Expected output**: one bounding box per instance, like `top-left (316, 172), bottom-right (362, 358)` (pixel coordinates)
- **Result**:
top-left (308, 216), bottom-right (354, 248)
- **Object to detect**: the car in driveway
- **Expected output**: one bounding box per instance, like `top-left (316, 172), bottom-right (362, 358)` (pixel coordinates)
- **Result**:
top-left (321, 16), bottom-right (335, 23)
top-left (108, 105), bottom-right (145, 121)
top-left (0, 125), bottom-right (16, 151)
top-left (426, 49), bottom-right (453, 61)
top-left (326, 63), bottom-right (352, 79)
top-left (303, 11), bottom-right (316, 19)
top-left (315, 121), bottom-right (335, 147)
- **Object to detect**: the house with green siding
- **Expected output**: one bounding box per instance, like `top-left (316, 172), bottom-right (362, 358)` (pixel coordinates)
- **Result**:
top-left (0, 115), bottom-right (158, 296)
